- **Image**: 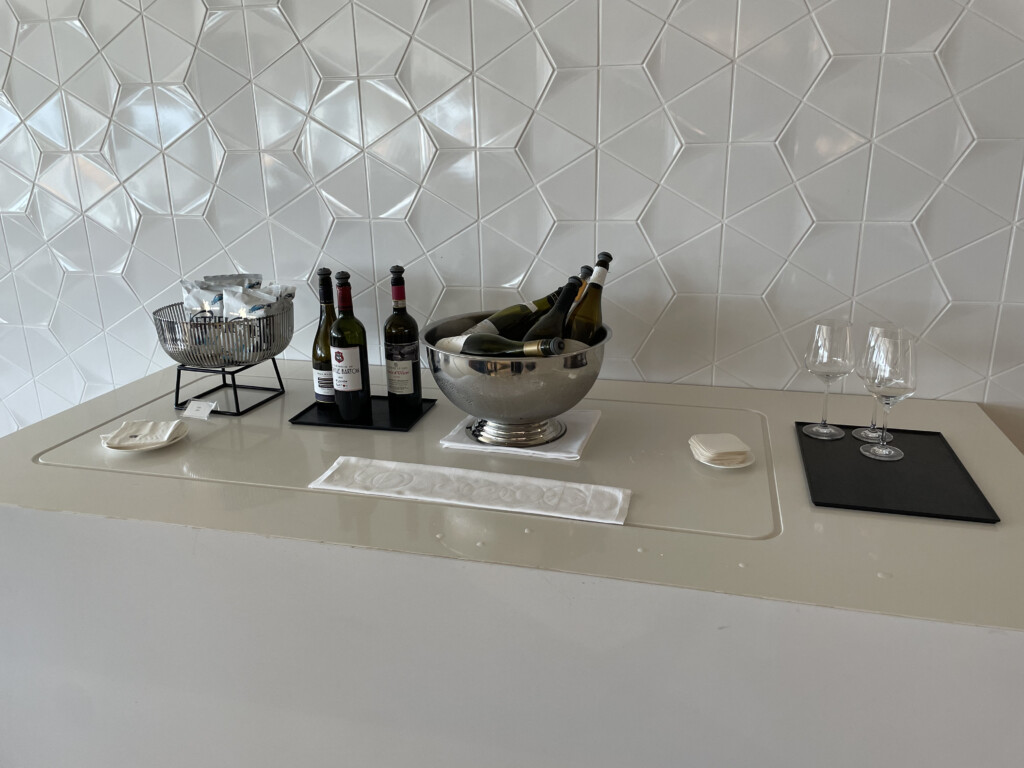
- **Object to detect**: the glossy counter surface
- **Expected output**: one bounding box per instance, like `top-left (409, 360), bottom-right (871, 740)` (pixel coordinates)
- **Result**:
top-left (2, 360), bottom-right (1022, 630)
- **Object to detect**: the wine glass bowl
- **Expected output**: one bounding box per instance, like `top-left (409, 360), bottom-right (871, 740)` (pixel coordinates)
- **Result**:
top-left (802, 319), bottom-right (855, 440)
top-left (860, 328), bottom-right (916, 462)
top-left (422, 311), bottom-right (611, 447)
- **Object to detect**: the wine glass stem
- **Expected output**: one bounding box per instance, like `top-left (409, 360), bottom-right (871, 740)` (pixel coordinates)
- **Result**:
top-left (819, 380), bottom-right (831, 427)
top-left (870, 399), bottom-right (879, 430)
top-left (878, 403), bottom-right (892, 448)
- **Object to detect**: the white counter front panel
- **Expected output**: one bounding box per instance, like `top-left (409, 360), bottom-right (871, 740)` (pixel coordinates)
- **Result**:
top-left (2, 505), bottom-right (1022, 768)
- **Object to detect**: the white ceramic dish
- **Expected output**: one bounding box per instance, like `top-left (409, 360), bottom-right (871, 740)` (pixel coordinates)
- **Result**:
top-left (695, 453), bottom-right (755, 469)
top-left (101, 425), bottom-right (189, 452)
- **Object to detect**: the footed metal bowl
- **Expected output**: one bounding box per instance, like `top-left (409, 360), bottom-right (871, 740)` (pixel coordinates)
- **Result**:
top-left (422, 311), bottom-right (611, 447)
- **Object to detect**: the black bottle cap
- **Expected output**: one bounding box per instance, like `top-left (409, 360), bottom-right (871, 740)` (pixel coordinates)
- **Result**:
top-left (316, 267), bottom-right (331, 278)
top-left (565, 276), bottom-right (582, 291)
top-left (390, 265), bottom-right (405, 284)
top-left (579, 264), bottom-right (594, 278)
top-left (596, 251), bottom-right (612, 268)
top-left (547, 337), bottom-right (566, 355)
top-left (334, 270), bottom-right (350, 285)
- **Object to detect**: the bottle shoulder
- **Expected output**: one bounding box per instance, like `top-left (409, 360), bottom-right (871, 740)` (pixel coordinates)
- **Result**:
top-left (384, 310), bottom-right (418, 328)
top-left (330, 314), bottom-right (368, 343)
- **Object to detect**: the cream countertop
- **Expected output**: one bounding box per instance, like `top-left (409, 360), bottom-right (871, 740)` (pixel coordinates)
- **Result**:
top-left (1, 359), bottom-right (1021, 631)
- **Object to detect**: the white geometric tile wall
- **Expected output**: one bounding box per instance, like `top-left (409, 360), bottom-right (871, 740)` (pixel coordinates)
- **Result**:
top-left (2, 0), bottom-right (1024, 437)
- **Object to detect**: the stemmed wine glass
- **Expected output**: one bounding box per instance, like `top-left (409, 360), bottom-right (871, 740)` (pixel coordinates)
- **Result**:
top-left (852, 323), bottom-right (897, 443)
top-left (860, 327), bottom-right (916, 462)
top-left (802, 319), bottom-right (855, 440)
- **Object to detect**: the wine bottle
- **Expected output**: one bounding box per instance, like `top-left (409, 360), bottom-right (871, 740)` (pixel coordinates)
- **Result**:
top-left (434, 333), bottom-right (566, 357)
top-left (575, 264), bottom-right (594, 302)
top-left (383, 265), bottom-right (422, 419)
top-left (565, 252), bottom-right (612, 345)
top-left (464, 288), bottom-right (562, 340)
top-left (330, 271), bottom-right (372, 423)
top-left (312, 267), bottom-right (337, 406)
top-left (522, 276), bottom-right (582, 341)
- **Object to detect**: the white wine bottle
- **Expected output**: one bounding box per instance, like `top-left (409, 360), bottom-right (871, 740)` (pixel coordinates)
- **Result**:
top-left (434, 333), bottom-right (565, 357)
top-left (522, 276), bottom-right (582, 342)
top-left (311, 267), bottom-right (337, 406)
top-left (565, 252), bottom-right (612, 345)
top-left (465, 288), bottom-right (562, 340)
top-left (575, 264), bottom-right (594, 302)
top-left (330, 271), bottom-right (372, 423)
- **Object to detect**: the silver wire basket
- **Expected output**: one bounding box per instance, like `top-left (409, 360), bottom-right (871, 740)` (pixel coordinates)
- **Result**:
top-left (152, 300), bottom-right (294, 368)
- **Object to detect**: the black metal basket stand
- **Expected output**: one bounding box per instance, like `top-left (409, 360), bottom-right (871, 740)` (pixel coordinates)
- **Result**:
top-left (174, 358), bottom-right (285, 416)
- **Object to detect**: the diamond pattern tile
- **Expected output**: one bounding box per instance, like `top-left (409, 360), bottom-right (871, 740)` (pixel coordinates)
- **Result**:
top-left (3, 0), bottom-right (1024, 432)
top-left (645, 26), bottom-right (729, 103)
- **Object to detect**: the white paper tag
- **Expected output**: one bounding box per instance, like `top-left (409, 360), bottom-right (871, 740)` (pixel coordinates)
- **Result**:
top-left (182, 399), bottom-right (217, 420)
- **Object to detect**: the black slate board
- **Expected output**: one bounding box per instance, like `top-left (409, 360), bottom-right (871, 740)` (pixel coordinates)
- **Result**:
top-left (795, 423), bottom-right (999, 524)
top-left (290, 396), bottom-right (436, 432)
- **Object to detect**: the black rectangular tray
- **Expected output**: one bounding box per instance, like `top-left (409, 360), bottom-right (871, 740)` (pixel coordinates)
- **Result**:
top-left (290, 396), bottom-right (436, 432)
top-left (795, 423), bottom-right (999, 524)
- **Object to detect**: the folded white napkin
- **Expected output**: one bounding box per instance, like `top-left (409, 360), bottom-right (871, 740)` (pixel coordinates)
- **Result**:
top-left (688, 433), bottom-right (752, 466)
top-left (101, 420), bottom-right (189, 450)
top-left (440, 410), bottom-right (601, 461)
top-left (310, 456), bottom-right (630, 524)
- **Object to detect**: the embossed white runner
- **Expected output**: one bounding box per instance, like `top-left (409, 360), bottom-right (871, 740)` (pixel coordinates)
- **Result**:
top-left (310, 456), bottom-right (630, 524)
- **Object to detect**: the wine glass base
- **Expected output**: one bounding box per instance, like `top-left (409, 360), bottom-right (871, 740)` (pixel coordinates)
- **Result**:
top-left (852, 427), bottom-right (893, 443)
top-left (802, 423), bottom-right (845, 440)
top-left (860, 443), bottom-right (904, 461)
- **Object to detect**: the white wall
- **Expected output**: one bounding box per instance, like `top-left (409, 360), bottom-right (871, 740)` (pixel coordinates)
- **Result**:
top-left (3, 0), bottom-right (1024, 437)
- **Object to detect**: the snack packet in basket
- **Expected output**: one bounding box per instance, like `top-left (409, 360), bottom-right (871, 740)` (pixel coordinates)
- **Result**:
top-left (222, 285), bottom-right (279, 319)
top-left (203, 273), bottom-right (263, 289)
top-left (259, 282), bottom-right (296, 301)
top-left (181, 279), bottom-right (223, 317)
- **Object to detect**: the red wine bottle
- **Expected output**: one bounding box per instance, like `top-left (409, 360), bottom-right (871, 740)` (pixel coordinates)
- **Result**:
top-left (383, 265), bottom-right (422, 419)
top-left (330, 271), bottom-right (372, 423)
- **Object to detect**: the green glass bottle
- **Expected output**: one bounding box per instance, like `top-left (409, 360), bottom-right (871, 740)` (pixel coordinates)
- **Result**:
top-left (575, 264), bottom-right (594, 302)
top-left (383, 265), bottom-right (422, 419)
top-left (330, 271), bottom-right (372, 423)
top-left (565, 252), bottom-right (612, 346)
top-left (522, 276), bottom-right (582, 342)
top-left (312, 267), bottom-right (337, 406)
top-left (465, 288), bottom-right (562, 340)
top-left (434, 333), bottom-right (565, 357)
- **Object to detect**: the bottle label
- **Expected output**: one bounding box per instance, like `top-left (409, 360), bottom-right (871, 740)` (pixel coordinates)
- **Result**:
top-left (464, 319), bottom-right (498, 335)
top-left (589, 266), bottom-right (607, 287)
top-left (313, 367), bottom-right (334, 400)
top-left (331, 346), bottom-right (363, 391)
top-left (434, 334), bottom-right (468, 354)
top-left (385, 342), bottom-right (418, 395)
